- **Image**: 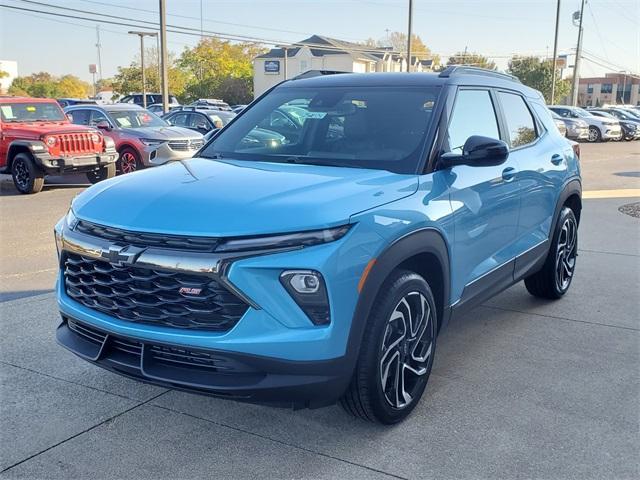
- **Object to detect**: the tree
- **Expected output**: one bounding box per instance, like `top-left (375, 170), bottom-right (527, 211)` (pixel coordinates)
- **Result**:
top-left (8, 72), bottom-right (91, 98)
top-left (508, 56), bottom-right (571, 103)
top-left (373, 32), bottom-right (440, 66)
top-left (447, 51), bottom-right (496, 70)
top-left (178, 38), bottom-right (266, 104)
top-left (111, 48), bottom-right (188, 100)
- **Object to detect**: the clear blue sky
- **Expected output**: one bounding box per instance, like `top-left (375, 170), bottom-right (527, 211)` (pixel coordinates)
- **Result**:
top-left (0, 0), bottom-right (638, 83)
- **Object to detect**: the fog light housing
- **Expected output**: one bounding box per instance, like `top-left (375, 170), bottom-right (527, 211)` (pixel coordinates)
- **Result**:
top-left (280, 270), bottom-right (330, 325)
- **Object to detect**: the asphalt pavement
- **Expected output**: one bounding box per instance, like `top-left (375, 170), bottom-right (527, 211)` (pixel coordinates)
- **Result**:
top-left (0, 142), bottom-right (638, 479)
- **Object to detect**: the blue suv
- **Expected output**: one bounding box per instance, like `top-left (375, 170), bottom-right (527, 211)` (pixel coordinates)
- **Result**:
top-left (55, 67), bottom-right (581, 424)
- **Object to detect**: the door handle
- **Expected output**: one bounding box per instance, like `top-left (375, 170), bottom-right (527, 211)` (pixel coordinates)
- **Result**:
top-left (551, 154), bottom-right (564, 165)
top-left (501, 166), bottom-right (516, 182)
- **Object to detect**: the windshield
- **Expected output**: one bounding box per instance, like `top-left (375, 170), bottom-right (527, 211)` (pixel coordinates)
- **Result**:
top-left (207, 111), bottom-right (236, 127)
top-left (594, 111), bottom-right (616, 119)
top-left (615, 109), bottom-right (640, 120)
top-left (200, 86), bottom-right (440, 173)
top-left (0, 102), bottom-right (66, 122)
top-left (573, 108), bottom-right (594, 118)
top-left (108, 110), bottom-right (167, 128)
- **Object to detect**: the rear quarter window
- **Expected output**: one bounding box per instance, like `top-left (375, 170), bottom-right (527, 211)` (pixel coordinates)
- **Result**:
top-left (498, 92), bottom-right (538, 148)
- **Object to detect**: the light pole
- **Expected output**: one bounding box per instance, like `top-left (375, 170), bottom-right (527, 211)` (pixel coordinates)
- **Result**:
top-left (277, 45), bottom-right (290, 80)
top-left (570, 0), bottom-right (586, 107)
top-left (550, 0), bottom-right (561, 104)
top-left (406, 0), bottom-right (413, 72)
top-left (159, 0), bottom-right (169, 114)
top-left (128, 31), bottom-right (158, 108)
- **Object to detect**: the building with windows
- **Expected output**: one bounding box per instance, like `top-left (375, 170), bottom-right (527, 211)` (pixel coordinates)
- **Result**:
top-left (578, 73), bottom-right (639, 106)
top-left (253, 35), bottom-right (436, 97)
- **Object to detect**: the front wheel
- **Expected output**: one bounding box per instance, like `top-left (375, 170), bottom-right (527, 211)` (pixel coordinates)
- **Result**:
top-left (340, 270), bottom-right (437, 424)
top-left (117, 147), bottom-right (142, 174)
top-left (86, 163), bottom-right (116, 184)
top-left (525, 207), bottom-right (578, 299)
top-left (587, 126), bottom-right (601, 143)
top-left (11, 153), bottom-right (44, 194)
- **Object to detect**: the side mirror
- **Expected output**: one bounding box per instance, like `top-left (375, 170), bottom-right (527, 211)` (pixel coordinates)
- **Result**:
top-left (96, 120), bottom-right (111, 131)
top-left (439, 135), bottom-right (509, 168)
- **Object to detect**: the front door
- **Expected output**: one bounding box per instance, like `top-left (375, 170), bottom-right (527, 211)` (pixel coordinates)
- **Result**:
top-left (443, 88), bottom-right (521, 307)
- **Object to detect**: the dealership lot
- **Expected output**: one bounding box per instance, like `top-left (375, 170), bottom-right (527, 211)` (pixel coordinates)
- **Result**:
top-left (1, 142), bottom-right (638, 479)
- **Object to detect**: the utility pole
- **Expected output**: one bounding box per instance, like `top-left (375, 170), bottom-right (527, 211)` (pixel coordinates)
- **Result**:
top-left (200, 0), bottom-right (204, 39)
top-left (96, 25), bottom-right (103, 82)
top-left (156, 35), bottom-right (161, 92)
top-left (550, 0), bottom-right (561, 104)
top-left (620, 71), bottom-right (627, 104)
top-left (406, 0), bottom-right (413, 72)
top-left (571, 0), bottom-right (586, 107)
top-left (129, 31), bottom-right (158, 108)
top-left (278, 45), bottom-right (290, 80)
top-left (159, 0), bottom-right (169, 113)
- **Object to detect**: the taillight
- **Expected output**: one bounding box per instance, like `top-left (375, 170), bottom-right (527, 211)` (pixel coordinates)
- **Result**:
top-left (572, 143), bottom-right (580, 160)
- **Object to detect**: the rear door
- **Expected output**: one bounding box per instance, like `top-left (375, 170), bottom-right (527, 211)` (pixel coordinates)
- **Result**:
top-left (444, 88), bottom-right (521, 307)
top-left (499, 92), bottom-right (568, 277)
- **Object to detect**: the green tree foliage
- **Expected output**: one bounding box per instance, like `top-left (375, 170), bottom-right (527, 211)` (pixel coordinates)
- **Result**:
top-left (111, 48), bottom-right (188, 100)
top-left (369, 32), bottom-right (440, 67)
top-left (8, 72), bottom-right (91, 98)
top-left (178, 38), bottom-right (266, 104)
top-left (508, 56), bottom-right (571, 103)
top-left (447, 52), bottom-right (496, 70)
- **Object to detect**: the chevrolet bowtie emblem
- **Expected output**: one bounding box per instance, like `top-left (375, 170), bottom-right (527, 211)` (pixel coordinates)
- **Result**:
top-left (100, 245), bottom-right (144, 266)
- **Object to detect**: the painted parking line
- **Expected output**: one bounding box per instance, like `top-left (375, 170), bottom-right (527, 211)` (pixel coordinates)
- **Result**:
top-left (582, 189), bottom-right (640, 199)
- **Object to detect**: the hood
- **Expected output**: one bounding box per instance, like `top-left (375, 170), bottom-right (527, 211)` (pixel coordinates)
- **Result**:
top-left (3, 121), bottom-right (98, 140)
top-left (72, 158), bottom-right (419, 237)
top-left (563, 118), bottom-right (588, 127)
top-left (119, 126), bottom-right (202, 140)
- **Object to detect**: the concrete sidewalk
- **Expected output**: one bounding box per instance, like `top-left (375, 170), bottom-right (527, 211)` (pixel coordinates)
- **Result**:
top-left (1, 198), bottom-right (638, 480)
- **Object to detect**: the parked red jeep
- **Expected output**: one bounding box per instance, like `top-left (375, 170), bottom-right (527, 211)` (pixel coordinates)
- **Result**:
top-left (0, 96), bottom-right (118, 194)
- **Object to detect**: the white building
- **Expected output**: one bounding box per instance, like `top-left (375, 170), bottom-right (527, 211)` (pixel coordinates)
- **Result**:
top-left (253, 35), bottom-right (435, 98)
top-left (0, 60), bottom-right (18, 94)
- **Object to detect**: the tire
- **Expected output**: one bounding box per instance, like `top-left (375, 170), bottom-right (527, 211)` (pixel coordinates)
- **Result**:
top-left (587, 126), bottom-right (601, 143)
top-left (340, 270), bottom-right (437, 424)
top-left (525, 207), bottom-right (578, 299)
top-left (117, 147), bottom-right (142, 174)
top-left (86, 162), bottom-right (116, 184)
top-left (11, 153), bottom-right (44, 194)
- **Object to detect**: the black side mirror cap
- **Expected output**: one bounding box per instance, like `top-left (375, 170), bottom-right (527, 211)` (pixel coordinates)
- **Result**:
top-left (439, 135), bottom-right (509, 169)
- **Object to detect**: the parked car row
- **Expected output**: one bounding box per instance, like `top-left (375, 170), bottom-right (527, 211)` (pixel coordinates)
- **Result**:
top-left (549, 105), bottom-right (640, 142)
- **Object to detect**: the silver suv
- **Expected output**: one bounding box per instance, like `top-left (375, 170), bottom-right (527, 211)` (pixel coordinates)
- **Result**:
top-left (549, 105), bottom-right (622, 142)
top-left (65, 104), bottom-right (204, 173)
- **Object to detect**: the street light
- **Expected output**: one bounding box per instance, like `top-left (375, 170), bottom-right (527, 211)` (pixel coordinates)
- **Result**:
top-left (128, 31), bottom-right (158, 108)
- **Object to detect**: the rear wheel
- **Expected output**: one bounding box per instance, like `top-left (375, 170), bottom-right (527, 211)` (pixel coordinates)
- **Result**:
top-left (525, 207), bottom-right (578, 299)
top-left (117, 147), bottom-right (142, 174)
top-left (11, 153), bottom-right (44, 194)
top-left (86, 163), bottom-right (116, 184)
top-left (587, 126), bottom-right (601, 143)
top-left (340, 270), bottom-right (436, 424)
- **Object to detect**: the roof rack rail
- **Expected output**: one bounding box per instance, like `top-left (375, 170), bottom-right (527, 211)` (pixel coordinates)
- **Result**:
top-left (291, 70), bottom-right (348, 80)
top-left (439, 66), bottom-right (521, 83)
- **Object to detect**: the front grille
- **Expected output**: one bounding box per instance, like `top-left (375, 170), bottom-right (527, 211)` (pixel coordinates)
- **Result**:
top-left (168, 139), bottom-right (204, 151)
top-left (57, 133), bottom-right (99, 155)
top-left (64, 252), bottom-right (248, 331)
top-left (76, 220), bottom-right (219, 252)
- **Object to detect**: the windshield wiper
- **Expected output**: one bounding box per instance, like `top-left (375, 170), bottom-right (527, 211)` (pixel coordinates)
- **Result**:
top-left (202, 152), bottom-right (224, 159)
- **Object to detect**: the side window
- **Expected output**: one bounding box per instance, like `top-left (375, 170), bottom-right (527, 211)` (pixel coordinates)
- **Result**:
top-left (190, 114), bottom-right (211, 131)
top-left (168, 113), bottom-right (189, 127)
top-left (89, 110), bottom-right (109, 126)
top-left (68, 109), bottom-right (90, 125)
top-left (446, 89), bottom-right (500, 152)
top-left (498, 92), bottom-right (538, 148)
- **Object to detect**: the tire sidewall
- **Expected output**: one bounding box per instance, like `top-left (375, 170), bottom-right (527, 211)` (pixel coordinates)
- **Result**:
top-left (588, 126), bottom-right (601, 143)
top-left (11, 153), bottom-right (43, 194)
top-left (549, 207), bottom-right (578, 297)
top-left (362, 271), bottom-right (437, 424)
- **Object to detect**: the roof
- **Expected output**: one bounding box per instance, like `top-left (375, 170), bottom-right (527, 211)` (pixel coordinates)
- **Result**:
top-left (256, 35), bottom-right (386, 62)
top-left (280, 70), bottom-right (541, 98)
top-left (0, 96), bottom-right (59, 103)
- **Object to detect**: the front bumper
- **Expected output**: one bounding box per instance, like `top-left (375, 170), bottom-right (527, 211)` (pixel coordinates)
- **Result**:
top-left (57, 314), bottom-right (351, 408)
top-left (140, 142), bottom-right (201, 167)
top-left (33, 149), bottom-right (118, 174)
top-left (602, 127), bottom-right (623, 140)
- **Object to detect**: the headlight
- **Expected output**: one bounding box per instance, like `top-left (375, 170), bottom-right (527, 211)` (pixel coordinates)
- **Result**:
top-left (65, 208), bottom-right (79, 230)
top-left (216, 224), bottom-right (351, 253)
top-left (45, 136), bottom-right (57, 147)
top-left (91, 133), bottom-right (101, 143)
top-left (280, 270), bottom-right (330, 325)
top-left (140, 138), bottom-right (165, 146)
